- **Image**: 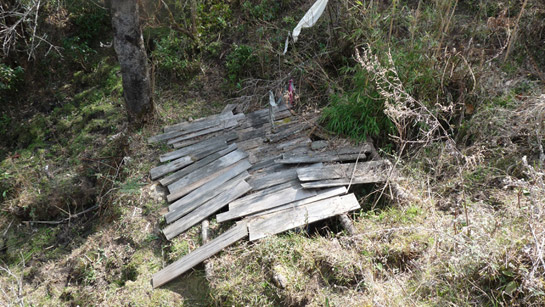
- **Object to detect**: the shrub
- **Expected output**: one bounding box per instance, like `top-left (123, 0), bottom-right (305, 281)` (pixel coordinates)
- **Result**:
top-left (322, 66), bottom-right (395, 143)
top-left (226, 44), bottom-right (257, 85)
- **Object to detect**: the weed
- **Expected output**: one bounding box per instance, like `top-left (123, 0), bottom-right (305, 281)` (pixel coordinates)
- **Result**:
top-left (322, 66), bottom-right (395, 143)
top-left (226, 44), bottom-right (257, 86)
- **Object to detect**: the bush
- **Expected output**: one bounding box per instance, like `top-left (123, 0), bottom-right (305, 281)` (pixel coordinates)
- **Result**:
top-left (226, 44), bottom-right (257, 85)
top-left (152, 32), bottom-right (198, 81)
top-left (322, 66), bottom-right (395, 143)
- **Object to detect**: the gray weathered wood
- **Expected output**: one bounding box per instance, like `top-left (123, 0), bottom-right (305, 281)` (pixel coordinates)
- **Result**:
top-left (276, 137), bottom-right (311, 151)
top-left (150, 156), bottom-right (193, 180)
top-left (240, 107), bottom-right (290, 129)
top-left (167, 150), bottom-right (248, 202)
top-left (276, 151), bottom-right (366, 164)
top-left (168, 159), bottom-right (251, 213)
top-left (297, 160), bottom-right (390, 182)
top-left (162, 111), bottom-right (235, 134)
top-left (217, 187), bottom-right (317, 223)
top-left (246, 187), bottom-right (348, 217)
top-left (172, 131), bottom-right (237, 149)
top-left (237, 137), bottom-right (263, 151)
top-left (165, 170), bottom-right (248, 223)
top-left (152, 221), bottom-right (248, 288)
top-left (165, 171), bottom-right (250, 224)
top-left (221, 104), bottom-right (238, 114)
top-left (159, 135), bottom-right (227, 162)
top-left (300, 176), bottom-right (385, 189)
top-left (247, 194), bottom-right (360, 241)
top-left (149, 112), bottom-right (240, 143)
top-left (248, 155), bottom-right (282, 172)
top-left (163, 180), bottom-right (252, 239)
top-left (159, 143), bottom-right (237, 187)
top-left (167, 118), bottom-right (240, 145)
top-left (227, 180), bottom-right (300, 210)
top-left (247, 168), bottom-right (298, 191)
top-left (247, 163), bottom-right (321, 191)
top-left (266, 122), bottom-right (311, 143)
top-left (151, 141), bottom-right (230, 180)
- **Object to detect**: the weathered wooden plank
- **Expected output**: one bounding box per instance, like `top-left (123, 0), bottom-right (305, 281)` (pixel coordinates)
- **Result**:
top-left (165, 171), bottom-right (250, 224)
top-left (159, 143), bottom-right (237, 187)
top-left (167, 118), bottom-right (240, 145)
top-left (247, 168), bottom-right (298, 191)
top-left (162, 111), bottom-right (235, 134)
top-left (276, 137), bottom-right (311, 151)
top-left (247, 163), bottom-right (321, 191)
top-left (276, 151), bottom-right (366, 164)
top-left (172, 131), bottom-right (237, 149)
top-left (150, 156), bottom-right (193, 181)
top-left (266, 122), bottom-right (311, 143)
top-left (163, 180), bottom-right (252, 239)
top-left (159, 135), bottom-right (227, 162)
top-left (297, 160), bottom-right (390, 182)
top-left (149, 112), bottom-right (240, 143)
top-left (228, 180), bottom-right (300, 210)
top-left (248, 155), bottom-right (282, 172)
top-left (221, 104), bottom-right (238, 114)
top-left (167, 150), bottom-right (248, 202)
top-left (239, 107), bottom-right (290, 129)
top-left (247, 187), bottom-right (347, 217)
top-left (150, 141), bottom-right (229, 180)
top-left (217, 187), bottom-right (317, 223)
top-left (152, 221), bottom-right (248, 288)
top-left (247, 194), bottom-right (360, 241)
top-left (300, 176), bottom-right (386, 189)
top-left (168, 159), bottom-right (251, 213)
top-left (237, 137), bottom-right (263, 151)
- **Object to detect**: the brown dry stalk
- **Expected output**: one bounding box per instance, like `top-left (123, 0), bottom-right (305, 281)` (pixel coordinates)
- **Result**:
top-left (504, 0), bottom-right (529, 62)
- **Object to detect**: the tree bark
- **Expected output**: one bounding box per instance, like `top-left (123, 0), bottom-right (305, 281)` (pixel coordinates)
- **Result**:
top-left (111, 0), bottom-right (153, 126)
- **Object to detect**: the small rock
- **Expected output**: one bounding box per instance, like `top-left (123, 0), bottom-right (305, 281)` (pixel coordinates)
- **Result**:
top-left (149, 183), bottom-right (167, 202)
top-left (272, 265), bottom-right (288, 289)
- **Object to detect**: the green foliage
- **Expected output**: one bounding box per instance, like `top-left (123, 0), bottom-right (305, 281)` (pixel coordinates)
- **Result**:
top-left (0, 63), bottom-right (24, 91)
top-left (197, 1), bottom-right (232, 39)
top-left (226, 44), bottom-right (257, 85)
top-left (322, 66), bottom-right (395, 142)
top-left (242, 0), bottom-right (284, 21)
top-left (152, 32), bottom-right (198, 80)
top-left (65, 0), bottom-right (110, 44)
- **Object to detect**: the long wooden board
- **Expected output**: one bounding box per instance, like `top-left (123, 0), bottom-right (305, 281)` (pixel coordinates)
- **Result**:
top-left (247, 194), bottom-right (360, 241)
top-left (152, 222), bottom-right (248, 288)
top-left (159, 143), bottom-right (237, 187)
top-left (150, 141), bottom-right (229, 180)
top-left (167, 150), bottom-right (248, 201)
top-left (297, 160), bottom-right (390, 182)
top-left (162, 111), bottom-right (234, 134)
top-left (150, 156), bottom-right (193, 181)
top-left (167, 118), bottom-right (240, 145)
top-left (246, 187), bottom-right (347, 217)
top-left (159, 135), bottom-right (227, 162)
top-left (167, 159), bottom-right (251, 213)
top-left (165, 171), bottom-right (250, 224)
top-left (217, 187), bottom-right (317, 223)
top-left (149, 112), bottom-right (242, 143)
top-left (163, 180), bottom-right (252, 239)
top-left (172, 131), bottom-right (238, 149)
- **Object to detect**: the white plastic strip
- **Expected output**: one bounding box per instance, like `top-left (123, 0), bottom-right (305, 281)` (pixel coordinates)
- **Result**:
top-left (292, 0), bottom-right (329, 42)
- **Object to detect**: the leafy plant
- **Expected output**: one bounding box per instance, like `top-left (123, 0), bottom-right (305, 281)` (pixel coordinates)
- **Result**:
top-left (152, 32), bottom-right (198, 80)
top-left (322, 66), bottom-right (395, 143)
top-left (0, 63), bottom-right (24, 91)
top-left (226, 44), bottom-right (257, 85)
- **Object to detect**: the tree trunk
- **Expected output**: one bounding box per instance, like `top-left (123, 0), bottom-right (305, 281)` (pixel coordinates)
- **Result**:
top-left (111, 0), bottom-right (153, 126)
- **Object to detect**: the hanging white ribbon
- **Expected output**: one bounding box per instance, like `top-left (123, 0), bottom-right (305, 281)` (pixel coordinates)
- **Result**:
top-left (283, 0), bottom-right (329, 55)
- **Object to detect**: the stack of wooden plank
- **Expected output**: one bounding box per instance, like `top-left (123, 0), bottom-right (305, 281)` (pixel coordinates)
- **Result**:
top-left (148, 103), bottom-right (392, 288)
